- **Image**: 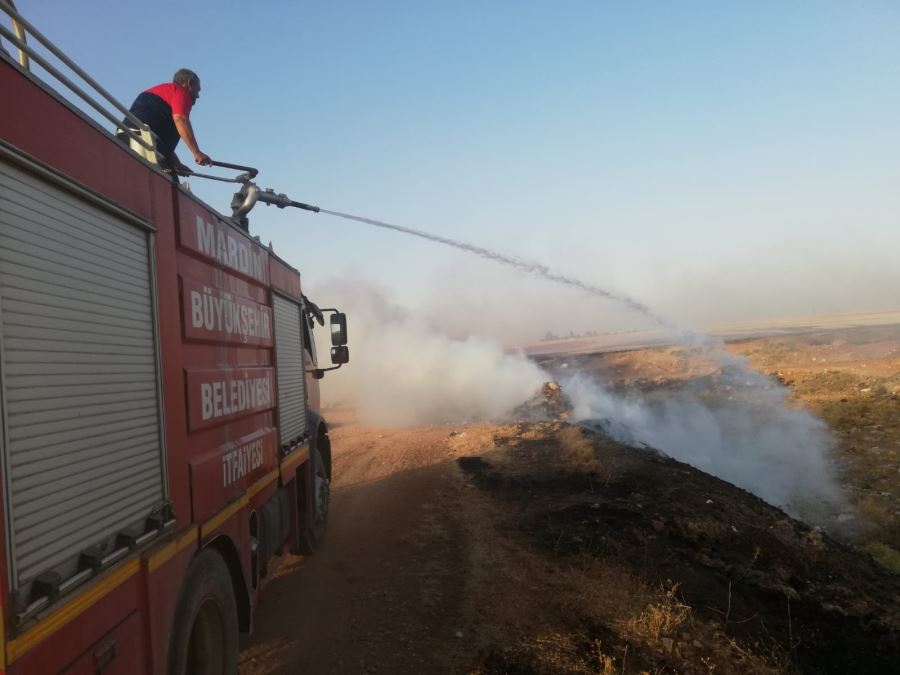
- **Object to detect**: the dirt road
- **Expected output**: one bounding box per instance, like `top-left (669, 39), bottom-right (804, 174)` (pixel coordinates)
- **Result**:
top-left (239, 412), bottom-right (483, 674)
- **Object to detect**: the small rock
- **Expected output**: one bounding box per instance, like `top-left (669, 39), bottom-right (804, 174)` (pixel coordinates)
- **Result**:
top-left (705, 499), bottom-right (714, 505)
top-left (821, 603), bottom-right (848, 616)
top-left (652, 520), bottom-right (665, 532)
top-left (660, 637), bottom-right (674, 653)
top-left (455, 631), bottom-right (464, 638)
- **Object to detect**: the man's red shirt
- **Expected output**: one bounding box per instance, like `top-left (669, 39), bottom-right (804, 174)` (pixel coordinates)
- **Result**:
top-left (144, 82), bottom-right (194, 117)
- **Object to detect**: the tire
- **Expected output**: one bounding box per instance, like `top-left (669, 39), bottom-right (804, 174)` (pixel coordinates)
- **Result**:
top-left (166, 548), bottom-right (239, 675)
top-left (300, 446), bottom-right (330, 554)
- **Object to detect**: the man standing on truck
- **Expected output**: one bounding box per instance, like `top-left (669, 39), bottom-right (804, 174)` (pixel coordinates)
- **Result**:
top-left (121, 68), bottom-right (212, 175)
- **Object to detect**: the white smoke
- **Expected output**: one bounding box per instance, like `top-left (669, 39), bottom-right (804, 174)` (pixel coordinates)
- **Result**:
top-left (309, 279), bottom-right (545, 426)
top-left (309, 277), bottom-right (845, 523)
top-left (560, 359), bottom-right (845, 519)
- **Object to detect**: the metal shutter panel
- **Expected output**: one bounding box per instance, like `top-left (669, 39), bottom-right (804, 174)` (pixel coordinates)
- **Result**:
top-left (272, 294), bottom-right (307, 445)
top-left (0, 159), bottom-right (166, 589)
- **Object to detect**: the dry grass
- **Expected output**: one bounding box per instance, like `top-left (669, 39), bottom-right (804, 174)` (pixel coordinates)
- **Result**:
top-left (717, 641), bottom-right (790, 675)
top-left (559, 426), bottom-right (603, 474)
top-left (623, 582), bottom-right (692, 642)
top-left (863, 541), bottom-right (900, 573)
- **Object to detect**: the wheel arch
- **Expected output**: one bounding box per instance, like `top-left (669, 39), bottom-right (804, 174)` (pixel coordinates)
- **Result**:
top-left (308, 410), bottom-right (331, 480)
top-left (204, 535), bottom-right (252, 632)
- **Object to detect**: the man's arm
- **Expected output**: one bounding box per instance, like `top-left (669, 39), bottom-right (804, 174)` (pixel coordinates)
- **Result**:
top-left (173, 114), bottom-right (211, 166)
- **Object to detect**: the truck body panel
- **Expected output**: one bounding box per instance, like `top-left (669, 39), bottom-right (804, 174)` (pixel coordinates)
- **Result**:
top-left (0, 34), bottom-right (330, 672)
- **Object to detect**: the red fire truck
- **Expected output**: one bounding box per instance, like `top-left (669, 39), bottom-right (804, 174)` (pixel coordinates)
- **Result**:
top-left (0, 4), bottom-right (348, 672)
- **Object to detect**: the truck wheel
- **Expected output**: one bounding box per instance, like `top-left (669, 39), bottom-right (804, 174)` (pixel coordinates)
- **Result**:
top-left (167, 548), bottom-right (239, 675)
top-left (300, 446), bottom-right (330, 553)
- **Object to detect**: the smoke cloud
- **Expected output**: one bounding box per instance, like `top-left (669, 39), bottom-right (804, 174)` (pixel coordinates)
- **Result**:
top-left (309, 278), bottom-right (545, 426)
top-left (559, 357), bottom-right (844, 521)
top-left (310, 277), bottom-right (845, 524)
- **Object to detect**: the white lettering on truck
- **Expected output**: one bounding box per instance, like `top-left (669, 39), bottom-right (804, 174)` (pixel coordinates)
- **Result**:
top-left (221, 438), bottom-right (264, 487)
top-left (196, 216), bottom-right (266, 282)
top-left (190, 286), bottom-right (271, 342)
top-left (200, 375), bottom-right (273, 421)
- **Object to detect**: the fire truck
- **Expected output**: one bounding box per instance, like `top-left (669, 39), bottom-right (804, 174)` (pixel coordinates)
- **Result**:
top-left (0, 3), bottom-right (348, 672)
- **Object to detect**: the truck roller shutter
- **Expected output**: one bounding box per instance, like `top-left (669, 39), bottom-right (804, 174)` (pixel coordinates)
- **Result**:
top-left (272, 294), bottom-right (307, 447)
top-left (0, 158), bottom-right (167, 591)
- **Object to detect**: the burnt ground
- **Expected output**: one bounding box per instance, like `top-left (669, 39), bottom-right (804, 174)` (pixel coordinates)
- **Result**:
top-left (459, 422), bottom-right (900, 674)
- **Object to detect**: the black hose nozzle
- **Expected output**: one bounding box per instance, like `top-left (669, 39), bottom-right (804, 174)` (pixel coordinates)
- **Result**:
top-left (290, 201), bottom-right (320, 213)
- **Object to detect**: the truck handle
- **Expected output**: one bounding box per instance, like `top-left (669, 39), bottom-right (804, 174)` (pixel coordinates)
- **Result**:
top-left (209, 160), bottom-right (258, 179)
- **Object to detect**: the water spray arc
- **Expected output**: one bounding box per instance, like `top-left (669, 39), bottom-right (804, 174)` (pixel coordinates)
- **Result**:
top-left (317, 209), bottom-right (672, 326)
top-left (215, 164), bottom-right (708, 342)
top-left (216, 169), bottom-right (679, 330)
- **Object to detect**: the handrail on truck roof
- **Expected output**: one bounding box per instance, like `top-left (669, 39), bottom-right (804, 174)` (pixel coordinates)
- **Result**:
top-left (3, 0), bottom-right (26, 68)
top-left (0, 0), bottom-right (158, 153)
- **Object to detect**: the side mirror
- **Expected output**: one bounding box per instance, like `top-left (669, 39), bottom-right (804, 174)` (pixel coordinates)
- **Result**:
top-left (330, 312), bottom-right (347, 346)
top-left (331, 345), bottom-right (350, 365)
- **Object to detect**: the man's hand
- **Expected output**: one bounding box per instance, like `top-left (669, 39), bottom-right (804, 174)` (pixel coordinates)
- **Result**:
top-left (194, 151), bottom-right (212, 166)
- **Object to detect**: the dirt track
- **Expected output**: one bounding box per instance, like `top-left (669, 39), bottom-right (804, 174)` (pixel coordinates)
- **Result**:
top-left (240, 416), bottom-right (594, 674)
top-left (239, 414), bottom-right (479, 674)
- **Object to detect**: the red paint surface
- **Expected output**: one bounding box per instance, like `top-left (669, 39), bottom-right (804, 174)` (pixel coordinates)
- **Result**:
top-left (189, 428), bottom-right (279, 523)
top-left (46, 611), bottom-right (144, 675)
top-left (8, 572), bottom-right (142, 674)
top-left (270, 256), bottom-right (302, 298)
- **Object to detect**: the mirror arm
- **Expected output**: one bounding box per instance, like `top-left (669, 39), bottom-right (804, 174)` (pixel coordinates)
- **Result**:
top-left (306, 364), bottom-right (344, 376)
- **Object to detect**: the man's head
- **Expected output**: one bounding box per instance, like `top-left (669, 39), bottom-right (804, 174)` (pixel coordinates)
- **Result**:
top-left (173, 68), bottom-right (201, 102)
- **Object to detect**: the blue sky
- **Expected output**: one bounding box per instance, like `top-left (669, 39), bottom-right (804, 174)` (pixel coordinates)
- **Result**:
top-left (13, 1), bottom-right (900, 339)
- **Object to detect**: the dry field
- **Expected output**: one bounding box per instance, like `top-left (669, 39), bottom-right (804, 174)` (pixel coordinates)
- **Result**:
top-left (554, 323), bottom-right (900, 571)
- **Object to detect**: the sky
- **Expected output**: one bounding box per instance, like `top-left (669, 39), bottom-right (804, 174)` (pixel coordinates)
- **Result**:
top-left (10, 1), bottom-right (900, 343)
